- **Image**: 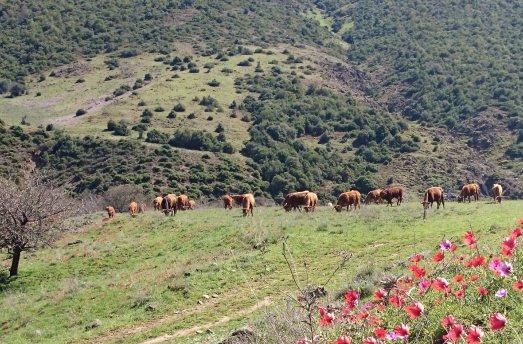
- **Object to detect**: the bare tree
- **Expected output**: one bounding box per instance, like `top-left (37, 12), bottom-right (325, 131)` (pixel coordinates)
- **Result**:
top-left (0, 172), bottom-right (76, 276)
top-left (103, 184), bottom-right (145, 212)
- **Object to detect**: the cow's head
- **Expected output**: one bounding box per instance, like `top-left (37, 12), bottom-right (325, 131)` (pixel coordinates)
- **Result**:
top-left (283, 203), bottom-right (292, 212)
top-left (421, 201), bottom-right (429, 209)
top-left (334, 205), bottom-right (343, 212)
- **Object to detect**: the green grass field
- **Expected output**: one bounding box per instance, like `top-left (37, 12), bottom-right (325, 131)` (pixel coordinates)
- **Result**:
top-left (1, 201), bottom-right (522, 343)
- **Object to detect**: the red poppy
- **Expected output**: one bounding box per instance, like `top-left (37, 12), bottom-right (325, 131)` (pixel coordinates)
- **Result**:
top-left (513, 280), bottom-right (523, 291)
top-left (466, 326), bottom-right (484, 344)
top-left (336, 336), bottom-right (351, 344)
top-left (318, 306), bottom-right (334, 326)
top-left (374, 288), bottom-right (387, 301)
top-left (432, 277), bottom-right (450, 293)
top-left (454, 289), bottom-right (465, 299)
top-left (489, 313), bottom-right (507, 331)
top-left (373, 327), bottom-right (387, 339)
top-left (450, 243), bottom-right (458, 251)
top-left (501, 237), bottom-right (516, 257)
top-left (362, 337), bottom-right (379, 344)
top-left (469, 275), bottom-right (480, 282)
top-left (478, 286), bottom-right (488, 296)
top-left (465, 255), bottom-right (486, 267)
top-left (444, 324), bottom-right (464, 342)
top-left (389, 295), bottom-right (404, 308)
top-left (441, 315), bottom-right (456, 328)
top-left (463, 231), bottom-right (477, 248)
top-left (405, 302), bottom-right (424, 319)
top-left (453, 274), bottom-right (464, 283)
top-left (433, 251), bottom-right (444, 262)
top-left (410, 253), bottom-right (423, 262)
top-left (510, 227), bottom-right (522, 239)
top-left (394, 324), bottom-right (410, 339)
top-left (344, 290), bottom-right (359, 309)
top-left (409, 265), bottom-right (426, 279)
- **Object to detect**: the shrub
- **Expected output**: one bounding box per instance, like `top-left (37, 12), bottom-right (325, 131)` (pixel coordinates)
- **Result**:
top-left (107, 120), bottom-right (117, 131)
top-left (208, 79), bottom-right (220, 87)
top-left (75, 109), bottom-right (87, 116)
top-left (145, 129), bottom-right (169, 144)
top-left (154, 106), bottom-right (165, 112)
top-left (173, 103), bottom-right (186, 112)
top-left (103, 184), bottom-right (144, 212)
top-left (113, 120), bottom-right (130, 136)
top-left (113, 84), bottom-right (131, 97)
top-left (169, 129), bottom-right (221, 152)
top-left (238, 60), bottom-right (252, 67)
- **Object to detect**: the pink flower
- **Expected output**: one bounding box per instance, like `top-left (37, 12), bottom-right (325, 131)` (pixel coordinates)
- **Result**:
top-left (489, 258), bottom-right (513, 277)
top-left (441, 315), bottom-right (457, 328)
top-left (410, 253), bottom-right (423, 262)
top-left (501, 237), bottom-right (516, 256)
top-left (489, 313), bottom-right (507, 331)
top-left (510, 227), bottom-right (522, 239)
top-left (318, 306), bottom-right (334, 326)
top-left (405, 302), bottom-right (424, 319)
top-left (440, 240), bottom-right (452, 251)
top-left (393, 324), bottom-right (410, 339)
top-left (344, 290), bottom-right (359, 309)
top-left (418, 279), bottom-right (431, 290)
top-left (463, 231), bottom-right (477, 248)
top-left (495, 288), bottom-right (507, 298)
top-left (466, 326), bottom-right (484, 344)
top-left (374, 288), bottom-right (387, 301)
top-left (336, 336), bottom-right (351, 344)
top-left (432, 277), bottom-right (450, 293)
top-left (362, 337), bottom-right (380, 344)
top-left (444, 324), bottom-right (464, 342)
top-left (478, 286), bottom-right (488, 296)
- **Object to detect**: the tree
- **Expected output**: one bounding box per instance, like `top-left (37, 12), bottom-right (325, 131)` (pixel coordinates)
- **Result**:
top-left (103, 184), bottom-right (144, 212)
top-left (0, 172), bottom-right (76, 276)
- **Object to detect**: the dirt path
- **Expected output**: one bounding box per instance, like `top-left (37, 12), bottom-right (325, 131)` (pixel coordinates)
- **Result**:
top-left (140, 296), bottom-right (271, 344)
top-left (90, 295), bottom-right (271, 344)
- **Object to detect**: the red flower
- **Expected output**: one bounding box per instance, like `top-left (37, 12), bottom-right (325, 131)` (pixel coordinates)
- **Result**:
top-left (465, 255), bottom-right (486, 268)
top-left (432, 277), bottom-right (450, 293)
top-left (453, 274), bottom-right (464, 283)
top-left (374, 288), bottom-right (387, 301)
top-left (501, 237), bottom-right (516, 257)
top-left (469, 275), bottom-right (480, 282)
top-left (489, 313), bottom-right (507, 331)
top-left (336, 336), bottom-right (351, 344)
top-left (410, 253), bottom-right (423, 262)
top-left (466, 326), bottom-right (484, 344)
top-left (513, 280), bottom-right (523, 291)
top-left (373, 327), bottom-right (387, 339)
top-left (344, 290), bottom-right (359, 309)
top-left (454, 289), bottom-right (465, 298)
top-left (405, 302), bottom-right (424, 319)
top-left (441, 315), bottom-right (456, 328)
top-left (389, 295), bottom-right (404, 308)
top-left (463, 231), bottom-right (477, 248)
top-left (318, 306), bottom-right (334, 326)
top-left (450, 243), bottom-right (458, 251)
top-left (409, 265), bottom-right (426, 279)
top-left (394, 324), bottom-right (410, 339)
top-left (510, 227), bottom-right (522, 239)
top-left (444, 324), bottom-right (464, 342)
top-left (478, 286), bottom-right (488, 296)
top-left (433, 251), bottom-right (444, 262)
top-left (362, 337), bottom-right (380, 344)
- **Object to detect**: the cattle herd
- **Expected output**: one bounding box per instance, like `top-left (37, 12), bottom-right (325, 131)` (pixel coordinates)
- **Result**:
top-left (104, 183), bottom-right (505, 219)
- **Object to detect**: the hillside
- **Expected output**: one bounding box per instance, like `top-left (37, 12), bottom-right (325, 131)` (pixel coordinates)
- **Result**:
top-left (1, 202), bottom-right (522, 343)
top-left (0, 0), bottom-right (521, 199)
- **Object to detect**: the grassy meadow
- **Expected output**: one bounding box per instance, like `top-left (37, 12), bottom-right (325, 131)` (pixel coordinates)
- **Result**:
top-left (1, 200), bottom-right (522, 344)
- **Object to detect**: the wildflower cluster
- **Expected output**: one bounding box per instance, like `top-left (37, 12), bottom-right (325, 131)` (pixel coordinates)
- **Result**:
top-left (299, 219), bottom-right (523, 343)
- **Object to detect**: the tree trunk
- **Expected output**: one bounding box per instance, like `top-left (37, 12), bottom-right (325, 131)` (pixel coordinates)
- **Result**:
top-left (9, 246), bottom-right (22, 277)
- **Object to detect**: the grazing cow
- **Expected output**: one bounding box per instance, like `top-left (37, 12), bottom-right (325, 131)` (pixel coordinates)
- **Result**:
top-left (365, 189), bottom-right (383, 204)
top-left (188, 200), bottom-right (196, 210)
top-left (129, 201), bottom-right (138, 216)
top-left (162, 194), bottom-right (177, 216)
top-left (176, 194), bottom-right (191, 210)
top-left (223, 195), bottom-right (234, 210)
top-left (242, 193), bottom-right (255, 217)
top-left (422, 187), bottom-right (445, 209)
top-left (380, 187), bottom-right (404, 206)
top-left (153, 197), bottom-right (163, 211)
top-left (491, 184), bottom-right (503, 203)
top-left (105, 206), bottom-right (116, 219)
top-left (139, 203), bottom-right (147, 213)
top-left (458, 184), bottom-right (480, 203)
top-left (334, 190), bottom-right (361, 212)
top-left (283, 191), bottom-right (310, 212)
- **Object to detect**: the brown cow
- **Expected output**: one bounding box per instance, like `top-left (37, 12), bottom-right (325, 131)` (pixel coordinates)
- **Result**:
top-left (305, 192), bottom-right (318, 213)
top-left (153, 196), bottom-right (163, 211)
top-left (422, 187), bottom-right (445, 209)
top-left (105, 206), bottom-right (116, 219)
top-left (491, 184), bottom-right (503, 203)
top-left (129, 201), bottom-right (138, 216)
top-left (458, 184), bottom-right (479, 203)
top-left (176, 194), bottom-right (191, 210)
top-left (283, 191), bottom-right (310, 212)
top-left (380, 187), bottom-right (404, 206)
top-left (188, 200), bottom-right (196, 210)
top-left (335, 190), bottom-right (361, 212)
top-left (139, 203), bottom-right (147, 213)
top-left (162, 194), bottom-right (177, 216)
top-left (223, 195), bottom-right (233, 210)
top-left (365, 189), bottom-right (383, 204)
top-left (242, 193), bottom-right (255, 217)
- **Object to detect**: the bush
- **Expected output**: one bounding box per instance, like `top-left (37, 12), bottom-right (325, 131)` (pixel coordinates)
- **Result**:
top-left (145, 129), bottom-right (169, 144)
top-left (169, 129), bottom-right (221, 152)
top-left (75, 109), bottom-right (87, 116)
top-left (107, 120), bottom-right (117, 131)
top-left (173, 103), bottom-right (186, 112)
top-left (208, 79), bottom-right (220, 87)
top-left (103, 184), bottom-right (144, 212)
top-left (113, 121), bottom-right (130, 136)
top-left (154, 106), bottom-right (165, 112)
top-left (238, 60), bottom-right (252, 67)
